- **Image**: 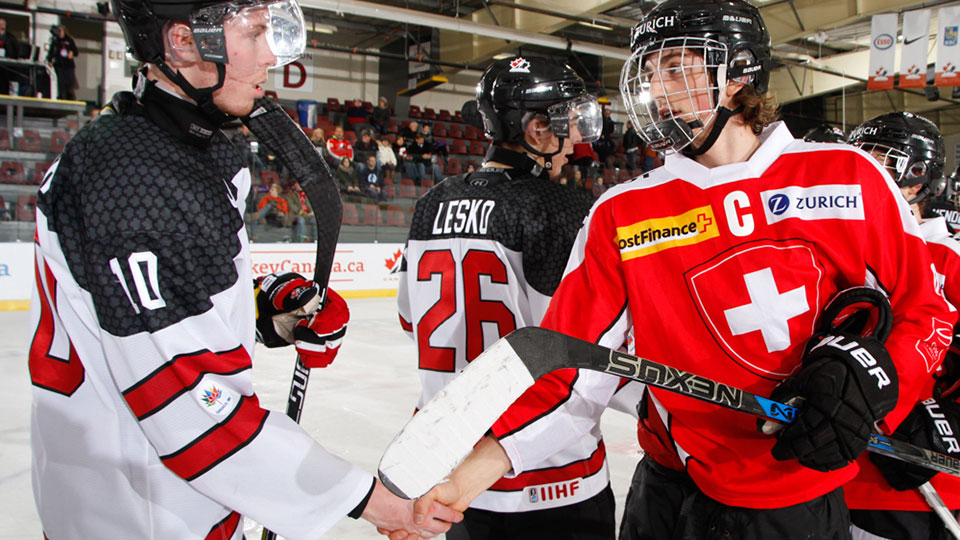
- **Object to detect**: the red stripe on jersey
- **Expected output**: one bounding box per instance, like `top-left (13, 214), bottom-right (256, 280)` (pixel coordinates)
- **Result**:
top-left (29, 257), bottom-right (85, 396)
top-left (205, 511), bottom-right (241, 540)
top-left (489, 441), bottom-right (606, 491)
top-left (398, 314), bottom-right (413, 332)
top-left (161, 395), bottom-right (269, 481)
top-left (123, 347), bottom-right (252, 420)
top-left (490, 369), bottom-right (578, 439)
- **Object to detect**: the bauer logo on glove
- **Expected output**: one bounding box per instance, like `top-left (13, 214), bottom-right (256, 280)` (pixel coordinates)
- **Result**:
top-left (254, 272), bottom-right (321, 348)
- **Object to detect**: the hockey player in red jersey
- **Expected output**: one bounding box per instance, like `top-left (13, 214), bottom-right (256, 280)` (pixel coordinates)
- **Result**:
top-left (844, 112), bottom-right (960, 540)
top-left (396, 57), bottom-right (618, 540)
top-left (29, 0), bottom-right (460, 538)
top-left (394, 1), bottom-right (954, 539)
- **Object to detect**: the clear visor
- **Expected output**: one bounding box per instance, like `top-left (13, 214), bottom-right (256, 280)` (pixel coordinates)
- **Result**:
top-left (547, 96), bottom-right (602, 144)
top-left (620, 37), bottom-right (727, 152)
top-left (196, 0), bottom-right (305, 68)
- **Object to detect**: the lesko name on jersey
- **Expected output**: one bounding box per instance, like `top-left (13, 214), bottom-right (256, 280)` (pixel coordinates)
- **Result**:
top-left (616, 205), bottom-right (719, 261)
top-left (761, 184), bottom-right (864, 224)
top-left (432, 198), bottom-right (497, 236)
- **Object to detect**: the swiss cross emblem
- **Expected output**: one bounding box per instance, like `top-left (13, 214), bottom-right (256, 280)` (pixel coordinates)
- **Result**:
top-left (509, 57), bottom-right (531, 73)
top-left (685, 240), bottom-right (825, 380)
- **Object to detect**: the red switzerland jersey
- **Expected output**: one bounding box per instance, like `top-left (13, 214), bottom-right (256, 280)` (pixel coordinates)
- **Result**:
top-left (491, 123), bottom-right (953, 509)
top-left (845, 215), bottom-right (960, 511)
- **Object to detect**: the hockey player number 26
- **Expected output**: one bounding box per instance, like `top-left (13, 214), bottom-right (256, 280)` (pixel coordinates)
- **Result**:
top-left (416, 249), bottom-right (518, 372)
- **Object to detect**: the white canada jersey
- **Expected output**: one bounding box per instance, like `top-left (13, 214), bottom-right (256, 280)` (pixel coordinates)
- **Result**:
top-left (397, 167), bottom-right (617, 512)
top-left (29, 93), bottom-right (372, 540)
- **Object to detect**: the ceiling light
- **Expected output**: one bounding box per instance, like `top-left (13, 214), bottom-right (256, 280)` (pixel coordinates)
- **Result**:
top-left (313, 23), bottom-right (337, 34)
top-left (578, 21), bottom-right (613, 31)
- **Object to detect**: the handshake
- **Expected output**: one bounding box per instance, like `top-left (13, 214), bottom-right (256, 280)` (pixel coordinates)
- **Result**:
top-left (254, 272), bottom-right (348, 368)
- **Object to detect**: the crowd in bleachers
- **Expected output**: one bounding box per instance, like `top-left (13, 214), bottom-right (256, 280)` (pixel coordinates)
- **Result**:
top-left (0, 93), bottom-right (665, 243)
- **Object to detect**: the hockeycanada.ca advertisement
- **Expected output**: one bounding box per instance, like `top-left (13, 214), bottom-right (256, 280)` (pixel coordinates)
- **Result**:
top-left (250, 243), bottom-right (404, 297)
top-left (0, 242), bottom-right (405, 309)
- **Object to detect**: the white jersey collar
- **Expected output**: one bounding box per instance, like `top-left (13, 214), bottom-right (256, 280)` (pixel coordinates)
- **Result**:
top-left (661, 122), bottom-right (795, 188)
top-left (919, 215), bottom-right (952, 242)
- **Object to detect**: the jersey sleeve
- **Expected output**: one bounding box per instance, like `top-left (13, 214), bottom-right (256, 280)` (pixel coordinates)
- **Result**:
top-left (857, 153), bottom-right (956, 430)
top-left (45, 138), bottom-right (374, 540)
top-left (397, 244), bottom-right (415, 339)
top-left (491, 200), bottom-right (633, 473)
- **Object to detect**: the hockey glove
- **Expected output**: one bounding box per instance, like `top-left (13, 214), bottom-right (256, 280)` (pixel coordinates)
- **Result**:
top-left (869, 398), bottom-right (960, 490)
top-left (770, 333), bottom-right (898, 471)
top-left (293, 288), bottom-right (349, 368)
top-left (254, 272), bottom-right (321, 348)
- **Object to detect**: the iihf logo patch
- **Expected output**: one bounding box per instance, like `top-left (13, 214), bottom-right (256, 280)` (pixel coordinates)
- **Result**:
top-left (527, 487), bottom-right (539, 503)
top-left (509, 57), bottom-right (530, 73)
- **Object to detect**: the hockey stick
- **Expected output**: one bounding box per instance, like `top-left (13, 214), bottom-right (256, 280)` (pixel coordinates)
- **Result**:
top-left (919, 482), bottom-right (960, 539)
top-left (378, 326), bottom-right (960, 500)
top-left (243, 98), bottom-right (342, 540)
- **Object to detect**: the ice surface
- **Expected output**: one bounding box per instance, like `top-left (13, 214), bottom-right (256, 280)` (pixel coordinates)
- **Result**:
top-left (0, 298), bottom-right (641, 539)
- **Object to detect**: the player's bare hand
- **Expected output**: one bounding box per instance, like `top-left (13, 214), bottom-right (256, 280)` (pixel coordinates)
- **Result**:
top-left (363, 479), bottom-right (462, 539)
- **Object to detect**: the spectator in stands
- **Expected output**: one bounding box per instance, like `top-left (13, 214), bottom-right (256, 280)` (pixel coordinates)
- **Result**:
top-left (622, 120), bottom-right (642, 171)
top-left (309, 127), bottom-right (332, 164)
top-left (346, 98), bottom-right (368, 126)
top-left (591, 176), bottom-right (606, 199)
top-left (573, 168), bottom-right (586, 191)
top-left (284, 182), bottom-right (315, 243)
top-left (353, 129), bottom-right (378, 170)
top-left (326, 125), bottom-right (354, 165)
top-left (232, 124), bottom-right (262, 170)
top-left (377, 138), bottom-right (397, 177)
top-left (642, 143), bottom-right (662, 172)
top-left (407, 132), bottom-right (442, 184)
top-left (465, 162), bottom-right (477, 174)
top-left (359, 155), bottom-right (387, 202)
top-left (570, 141), bottom-right (597, 170)
top-left (0, 18), bottom-right (21, 95)
top-left (370, 96), bottom-right (391, 135)
top-left (393, 134), bottom-right (410, 177)
top-left (246, 182), bottom-right (289, 241)
top-left (336, 156), bottom-right (361, 195)
top-left (399, 119), bottom-right (419, 140)
top-left (594, 107), bottom-right (617, 169)
top-left (46, 25), bottom-right (78, 100)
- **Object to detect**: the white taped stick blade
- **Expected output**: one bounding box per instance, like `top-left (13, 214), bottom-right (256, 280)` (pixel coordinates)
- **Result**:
top-left (378, 338), bottom-right (536, 499)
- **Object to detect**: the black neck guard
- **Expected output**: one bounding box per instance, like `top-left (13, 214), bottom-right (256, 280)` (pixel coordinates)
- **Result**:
top-left (135, 75), bottom-right (221, 148)
top-left (484, 145), bottom-right (550, 180)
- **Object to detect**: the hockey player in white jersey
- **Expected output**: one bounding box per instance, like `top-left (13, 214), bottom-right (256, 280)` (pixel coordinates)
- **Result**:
top-left (396, 56), bottom-right (619, 539)
top-left (28, 0), bottom-right (460, 537)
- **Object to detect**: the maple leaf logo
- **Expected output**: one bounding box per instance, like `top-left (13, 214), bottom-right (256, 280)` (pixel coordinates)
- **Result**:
top-left (385, 249), bottom-right (403, 274)
top-left (509, 57), bottom-right (530, 73)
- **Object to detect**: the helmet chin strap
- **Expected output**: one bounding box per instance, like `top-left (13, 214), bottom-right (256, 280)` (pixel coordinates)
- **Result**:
top-left (519, 137), bottom-right (566, 171)
top-left (682, 105), bottom-right (744, 157)
top-left (485, 144), bottom-right (551, 180)
top-left (157, 62), bottom-right (234, 125)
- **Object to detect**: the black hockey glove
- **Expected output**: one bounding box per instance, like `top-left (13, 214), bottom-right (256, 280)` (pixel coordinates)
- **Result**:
top-left (869, 398), bottom-right (960, 490)
top-left (254, 272), bottom-right (321, 348)
top-left (769, 332), bottom-right (899, 471)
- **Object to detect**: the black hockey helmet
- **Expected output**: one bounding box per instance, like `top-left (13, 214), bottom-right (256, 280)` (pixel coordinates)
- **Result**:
top-left (848, 112), bottom-right (946, 204)
top-left (111, 0), bottom-right (304, 121)
top-left (621, 0), bottom-right (772, 155)
top-left (803, 123), bottom-right (846, 144)
top-left (476, 56), bottom-right (601, 146)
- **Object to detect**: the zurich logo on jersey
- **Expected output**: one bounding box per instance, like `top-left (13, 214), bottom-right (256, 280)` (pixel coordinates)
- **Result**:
top-left (768, 194), bottom-right (790, 215)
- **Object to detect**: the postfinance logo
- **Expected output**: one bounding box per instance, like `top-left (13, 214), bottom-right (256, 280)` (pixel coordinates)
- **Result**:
top-left (616, 206), bottom-right (719, 261)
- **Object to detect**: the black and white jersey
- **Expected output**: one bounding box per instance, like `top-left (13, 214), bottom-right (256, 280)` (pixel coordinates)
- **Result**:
top-left (397, 167), bottom-right (610, 512)
top-left (30, 92), bottom-right (371, 540)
